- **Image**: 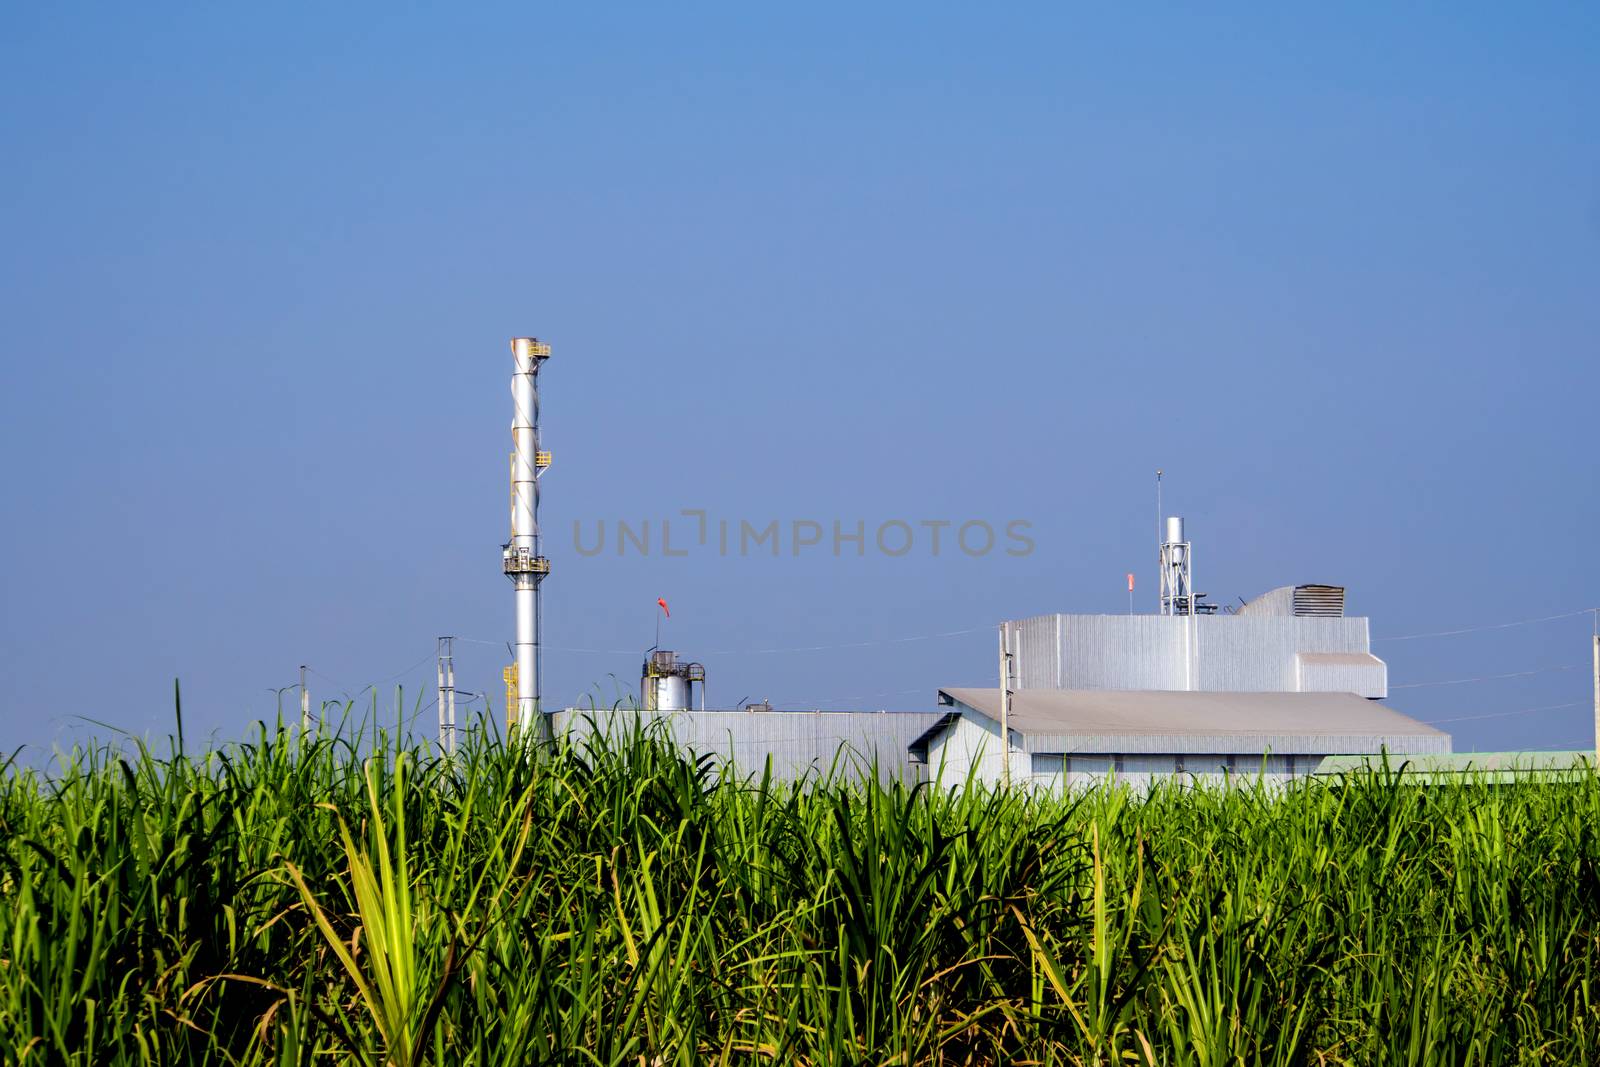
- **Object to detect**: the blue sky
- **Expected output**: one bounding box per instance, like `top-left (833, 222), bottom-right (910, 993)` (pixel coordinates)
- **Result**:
top-left (2, 4), bottom-right (1595, 755)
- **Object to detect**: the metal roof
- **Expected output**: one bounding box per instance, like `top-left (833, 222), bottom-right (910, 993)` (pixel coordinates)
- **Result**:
top-left (1296, 652), bottom-right (1382, 667)
top-left (923, 688), bottom-right (1449, 756)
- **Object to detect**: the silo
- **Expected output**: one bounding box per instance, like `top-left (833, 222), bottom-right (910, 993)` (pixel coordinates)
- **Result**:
top-left (641, 650), bottom-right (706, 712)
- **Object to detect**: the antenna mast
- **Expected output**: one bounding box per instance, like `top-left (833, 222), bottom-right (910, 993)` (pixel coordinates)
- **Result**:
top-left (1154, 470), bottom-right (1163, 613)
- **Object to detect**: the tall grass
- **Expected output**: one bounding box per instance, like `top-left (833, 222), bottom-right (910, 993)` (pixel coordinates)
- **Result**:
top-left (2, 707), bottom-right (1598, 1064)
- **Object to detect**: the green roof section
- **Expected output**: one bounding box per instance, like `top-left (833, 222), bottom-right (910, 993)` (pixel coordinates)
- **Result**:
top-left (1314, 751), bottom-right (1596, 782)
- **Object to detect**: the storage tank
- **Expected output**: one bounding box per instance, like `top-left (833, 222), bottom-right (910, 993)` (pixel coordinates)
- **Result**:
top-left (641, 650), bottom-right (705, 711)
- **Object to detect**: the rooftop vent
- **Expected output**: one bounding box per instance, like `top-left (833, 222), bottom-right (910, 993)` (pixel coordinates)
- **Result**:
top-left (1292, 585), bottom-right (1346, 617)
top-left (1236, 584), bottom-right (1347, 618)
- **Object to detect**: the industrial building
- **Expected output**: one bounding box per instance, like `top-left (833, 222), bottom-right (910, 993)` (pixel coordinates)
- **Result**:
top-left (1009, 522), bottom-right (1388, 698)
top-left (493, 334), bottom-right (1449, 787)
top-left (913, 517), bottom-right (1449, 789)
top-left (541, 649), bottom-right (937, 782)
top-left (912, 688), bottom-right (1447, 790)
top-left (1007, 590), bottom-right (1387, 696)
top-left (549, 701), bottom-right (944, 784)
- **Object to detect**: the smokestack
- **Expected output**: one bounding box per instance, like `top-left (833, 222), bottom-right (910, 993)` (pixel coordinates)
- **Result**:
top-left (1160, 515), bottom-right (1192, 618)
top-left (503, 337), bottom-right (551, 730)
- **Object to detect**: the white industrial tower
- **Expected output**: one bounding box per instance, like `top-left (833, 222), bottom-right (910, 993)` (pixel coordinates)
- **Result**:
top-left (1159, 516), bottom-right (1193, 617)
top-left (1159, 515), bottom-right (1201, 690)
top-left (503, 337), bottom-right (551, 731)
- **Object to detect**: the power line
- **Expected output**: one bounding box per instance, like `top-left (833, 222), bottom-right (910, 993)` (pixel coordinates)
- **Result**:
top-left (457, 636), bottom-right (631, 655)
top-left (1392, 664), bottom-right (1584, 689)
top-left (706, 628), bottom-right (990, 655)
top-left (1376, 608), bottom-right (1598, 643)
top-left (765, 686), bottom-right (931, 708)
top-left (454, 627), bottom-right (993, 658)
top-left (369, 650), bottom-right (437, 686)
top-left (305, 651), bottom-right (437, 699)
top-left (305, 666), bottom-right (356, 692)
top-left (1423, 701), bottom-right (1588, 726)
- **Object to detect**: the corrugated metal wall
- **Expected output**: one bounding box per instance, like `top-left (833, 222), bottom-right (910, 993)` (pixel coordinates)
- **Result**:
top-left (1296, 653), bottom-right (1388, 698)
top-left (1013, 615), bottom-right (1066, 688)
top-left (1020, 729), bottom-right (1448, 756)
top-left (927, 715), bottom-right (1002, 785)
top-left (1014, 752), bottom-right (1361, 792)
top-left (1012, 614), bottom-right (1384, 696)
top-left (549, 708), bottom-right (941, 783)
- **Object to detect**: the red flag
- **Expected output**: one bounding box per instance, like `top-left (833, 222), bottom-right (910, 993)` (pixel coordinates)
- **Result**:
top-left (657, 597), bottom-right (670, 617)
top-left (1126, 573), bottom-right (1135, 592)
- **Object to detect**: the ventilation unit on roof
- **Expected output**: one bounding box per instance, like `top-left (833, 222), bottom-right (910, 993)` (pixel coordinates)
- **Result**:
top-left (1292, 585), bottom-right (1345, 617)
top-left (1235, 584), bottom-right (1348, 618)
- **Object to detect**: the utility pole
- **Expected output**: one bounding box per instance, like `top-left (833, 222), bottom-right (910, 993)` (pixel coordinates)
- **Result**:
top-left (998, 622), bottom-right (1013, 788)
top-left (1592, 627), bottom-right (1598, 770)
top-left (299, 665), bottom-right (309, 732)
top-left (437, 637), bottom-right (457, 754)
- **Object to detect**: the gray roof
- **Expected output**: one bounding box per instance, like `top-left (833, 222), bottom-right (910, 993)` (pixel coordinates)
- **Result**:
top-left (924, 688), bottom-right (1450, 756)
top-left (1297, 652), bottom-right (1382, 668)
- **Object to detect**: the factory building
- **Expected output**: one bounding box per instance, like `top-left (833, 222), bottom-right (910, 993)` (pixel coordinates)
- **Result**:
top-left (1008, 586), bottom-right (1387, 697)
top-left (914, 517), bottom-right (1450, 789)
top-left (539, 517), bottom-right (1451, 789)
top-left (544, 649), bottom-right (939, 782)
top-left (912, 688), bottom-right (1448, 790)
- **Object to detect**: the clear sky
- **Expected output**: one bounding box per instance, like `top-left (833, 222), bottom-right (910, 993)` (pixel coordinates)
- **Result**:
top-left (2, 4), bottom-right (1596, 756)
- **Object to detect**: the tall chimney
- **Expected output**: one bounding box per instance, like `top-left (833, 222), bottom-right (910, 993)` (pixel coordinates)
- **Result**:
top-left (504, 337), bottom-right (551, 730)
